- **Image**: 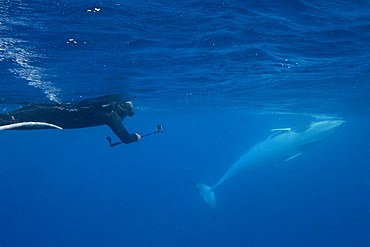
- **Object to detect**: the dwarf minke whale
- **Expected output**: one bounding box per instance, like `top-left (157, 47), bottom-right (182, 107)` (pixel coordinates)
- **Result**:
top-left (194, 120), bottom-right (345, 209)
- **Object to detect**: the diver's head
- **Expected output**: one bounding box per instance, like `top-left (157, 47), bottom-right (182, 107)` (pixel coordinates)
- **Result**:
top-left (121, 101), bottom-right (134, 117)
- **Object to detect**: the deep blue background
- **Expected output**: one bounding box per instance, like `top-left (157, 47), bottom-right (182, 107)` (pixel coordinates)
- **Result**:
top-left (0, 114), bottom-right (368, 246)
top-left (1, 0), bottom-right (370, 246)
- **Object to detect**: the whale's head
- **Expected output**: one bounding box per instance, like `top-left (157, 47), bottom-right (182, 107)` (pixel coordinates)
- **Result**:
top-left (309, 120), bottom-right (345, 135)
top-left (296, 120), bottom-right (345, 151)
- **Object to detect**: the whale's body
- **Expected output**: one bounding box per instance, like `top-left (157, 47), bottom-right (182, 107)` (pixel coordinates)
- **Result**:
top-left (195, 120), bottom-right (345, 209)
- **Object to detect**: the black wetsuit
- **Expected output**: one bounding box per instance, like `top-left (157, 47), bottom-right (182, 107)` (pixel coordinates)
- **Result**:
top-left (0, 102), bottom-right (139, 144)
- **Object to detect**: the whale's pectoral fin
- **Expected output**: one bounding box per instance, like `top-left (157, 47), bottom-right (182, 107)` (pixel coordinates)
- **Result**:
top-left (270, 128), bottom-right (291, 132)
top-left (283, 152), bottom-right (302, 162)
top-left (0, 122), bottom-right (63, 131)
top-left (189, 181), bottom-right (216, 209)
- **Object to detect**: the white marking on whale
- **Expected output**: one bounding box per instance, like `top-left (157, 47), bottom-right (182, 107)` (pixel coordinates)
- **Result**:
top-left (194, 120), bottom-right (345, 209)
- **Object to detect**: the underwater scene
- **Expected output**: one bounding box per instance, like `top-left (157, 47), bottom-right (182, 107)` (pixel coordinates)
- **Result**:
top-left (1, 0), bottom-right (369, 246)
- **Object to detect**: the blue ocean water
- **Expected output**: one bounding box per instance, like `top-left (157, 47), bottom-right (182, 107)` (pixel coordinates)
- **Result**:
top-left (0, 0), bottom-right (369, 246)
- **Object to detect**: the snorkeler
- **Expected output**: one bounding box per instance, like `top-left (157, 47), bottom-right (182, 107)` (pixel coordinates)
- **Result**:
top-left (0, 98), bottom-right (141, 144)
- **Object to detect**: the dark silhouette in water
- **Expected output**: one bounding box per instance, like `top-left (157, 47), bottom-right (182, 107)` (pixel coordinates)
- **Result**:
top-left (0, 95), bottom-right (141, 144)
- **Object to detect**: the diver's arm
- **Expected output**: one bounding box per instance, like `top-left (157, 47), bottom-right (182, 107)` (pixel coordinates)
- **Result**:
top-left (105, 112), bottom-right (139, 144)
